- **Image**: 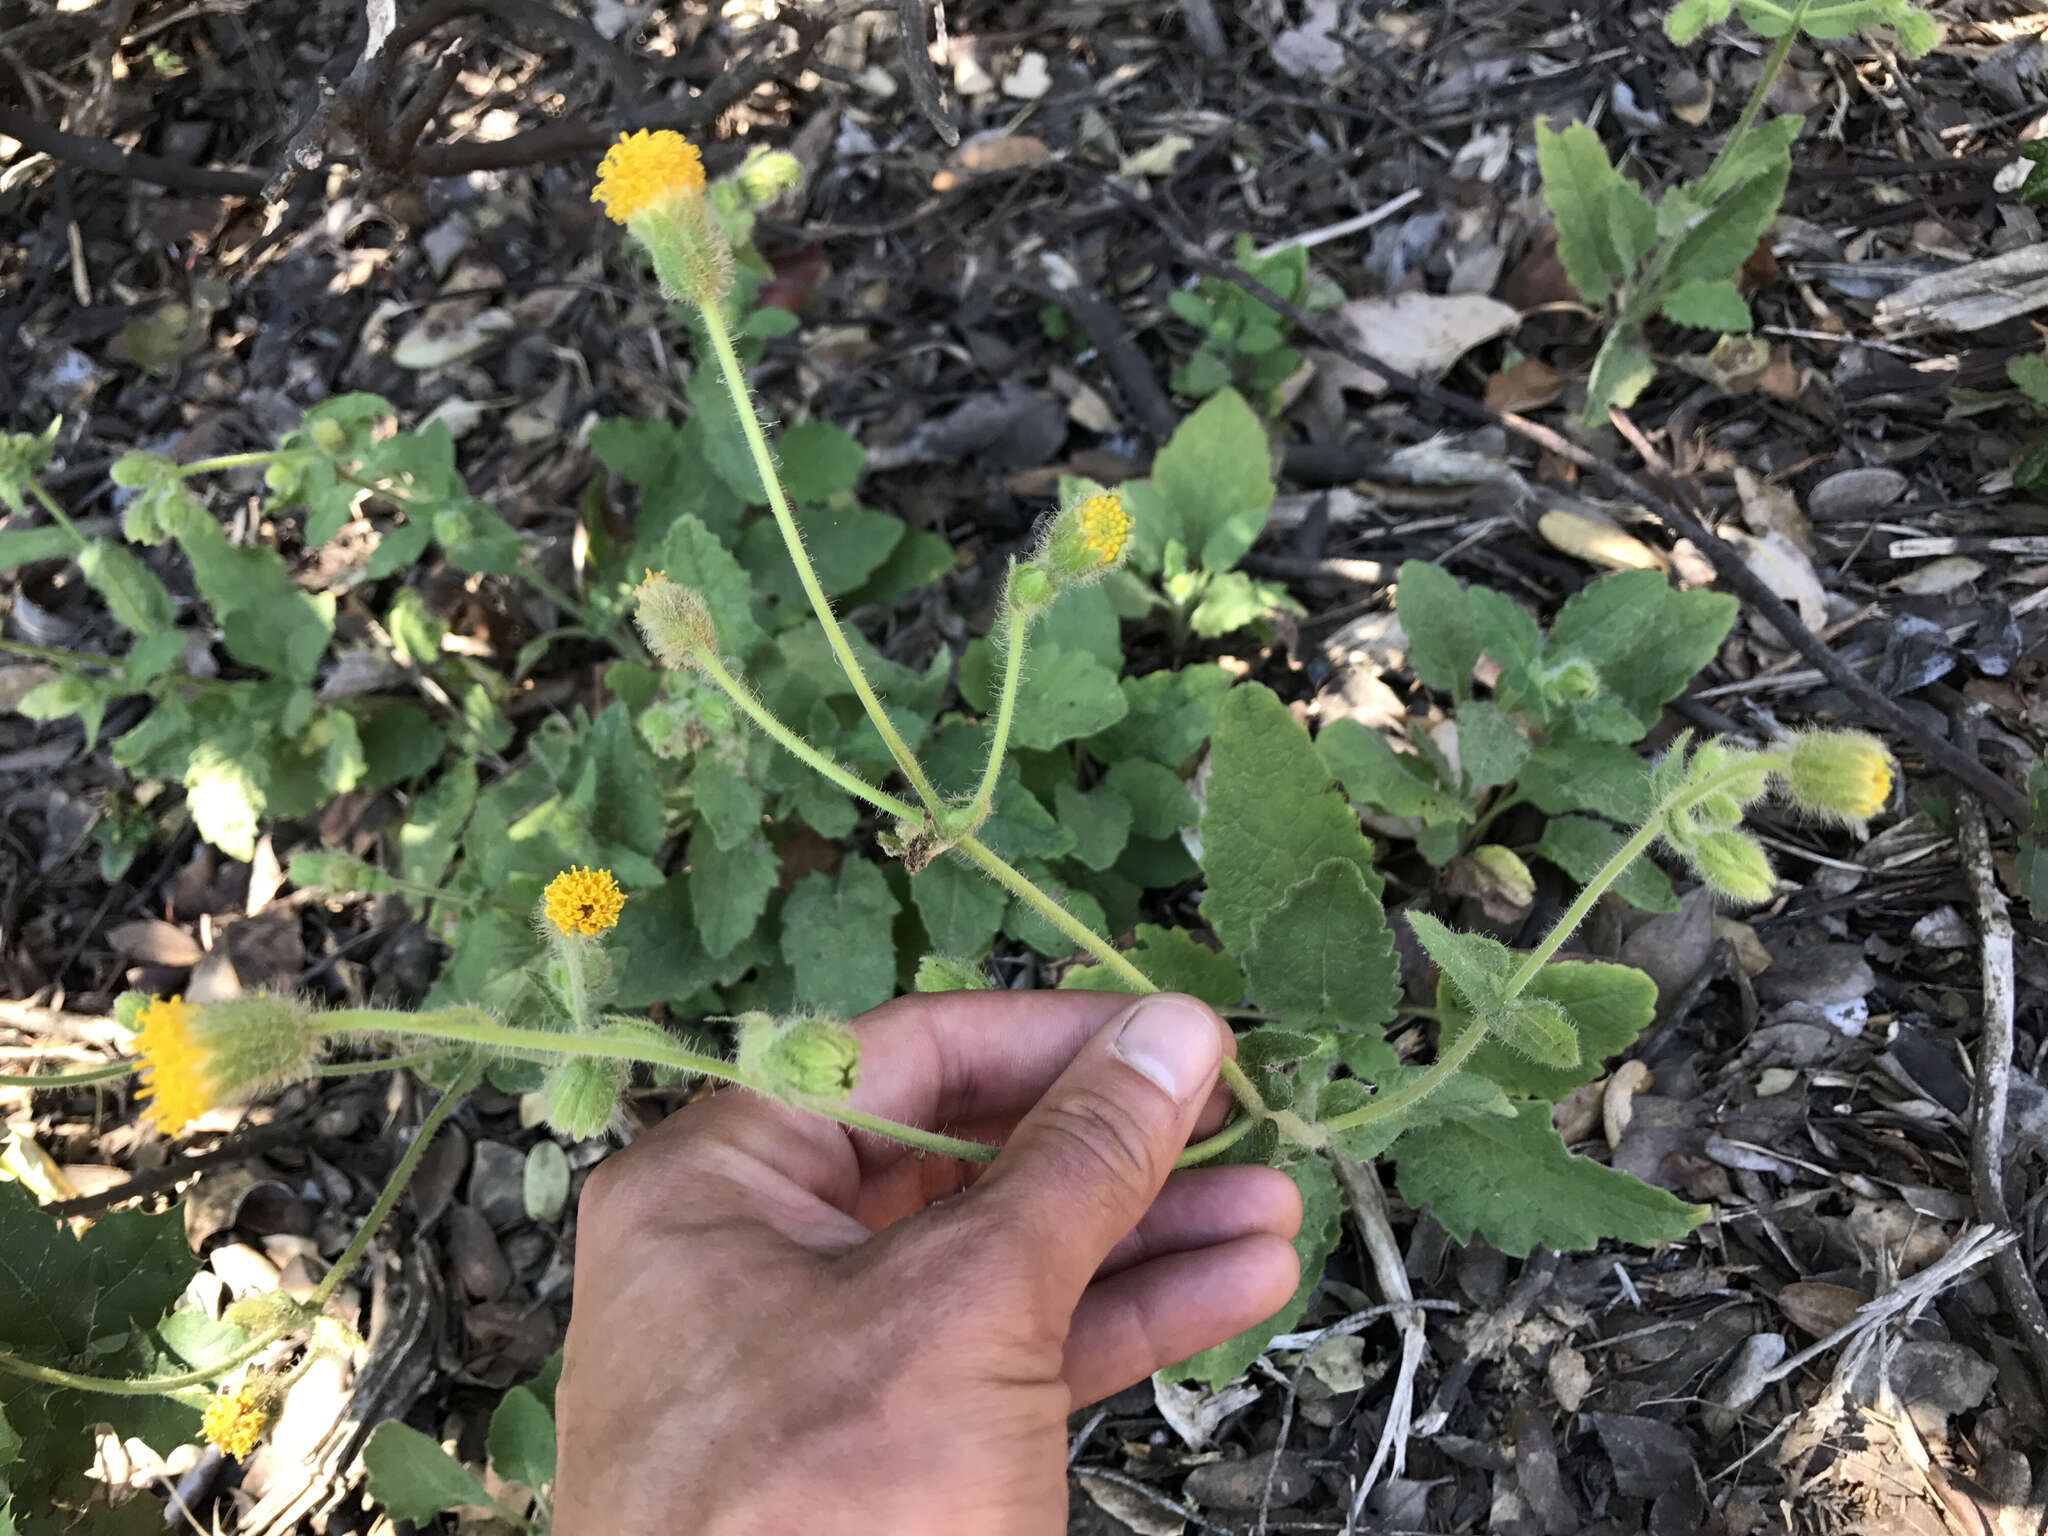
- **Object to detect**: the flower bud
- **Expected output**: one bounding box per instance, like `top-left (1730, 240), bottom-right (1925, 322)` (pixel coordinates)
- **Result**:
top-left (633, 570), bottom-right (720, 669)
top-left (132, 994), bottom-right (326, 1135)
top-left (432, 504), bottom-right (474, 547)
top-left (1037, 492), bottom-right (1131, 586)
top-left (1007, 563), bottom-right (1055, 613)
top-left (224, 1292), bottom-right (317, 1336)
top-left (732, 147), bottom-right (803, 208)
top-left (1688, 830), bottom-right (1776, 906)
top-left (201, 1375), bottom-right (286, 1460)
top-left (1782, 730), bottom-right (1893, 824)
top-left (591, 132), bottom-right (733, 309)
top-left (914, 954), bottom-right (991, 992)
top-left (310, 417), bottom-right (348, 454)
top-left (737, 1011), bottom-right (861, 1102)
top-left (540, 1054), bottom-right (627, 1140)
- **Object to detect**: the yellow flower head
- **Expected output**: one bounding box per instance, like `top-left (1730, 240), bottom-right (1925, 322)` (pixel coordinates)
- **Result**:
top-left (1783, 730), bottom-right (1894, 825)
top-left (134, 996), bottom-right (213, 1134)
top-left (1076, 494), bottom-right (1131, 567)
top-left (592, 131), bottom-right (706, 225)
top-left (201, 1377), bottom-right (285, 1460)
top-left (543, 866), bottom-right (626, 938)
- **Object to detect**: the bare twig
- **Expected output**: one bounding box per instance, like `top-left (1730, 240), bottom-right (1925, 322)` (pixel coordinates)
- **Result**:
top-left (1070, 164), bottom-right (2030, 828)
top-left (0, 102), bottom-right (266, 196)
top-left (1330, 1155), bottom-right (1429, 1534)
top-left (894, 0), bottom-right (958, 145)
top-left (1956, 707), bottom-right (2048, 1403)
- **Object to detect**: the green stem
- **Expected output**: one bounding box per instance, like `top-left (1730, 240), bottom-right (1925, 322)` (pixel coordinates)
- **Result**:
top-left (1175, 1112), bottom-right (1260, 1168)
top-left (693, 647), bottom-right (921, 822)
top-left (1695, 0), bottom-right (1812, 201)
top-left (28, 479), bottom-right (85, 545)
top-left (974, 593), bottom-right (1032, 815)
top-left (0, 636), bottom-right (114, 669)
top-left (308, 1058), bottom-right (480, 1306)
top-left (320, 1009), bottom-right (1001, 1164)
top-left (1317, 1017), bottom-right (1492, 1139)
top-left (311, 1048), bottom-right (457, 1079)
top-left (1465, 789), bottom-right (1524, 848)
top-left (0, 1062), bottom-right (480, 1398)
top-left (693, 297), bottom-right (944, 817)
top-left (0, 1060), bottom-right (134, 1088)
top-left (175, 449), bottom-right (292, 477)
top-left (1500, 815), bottom-right (1663, 1000)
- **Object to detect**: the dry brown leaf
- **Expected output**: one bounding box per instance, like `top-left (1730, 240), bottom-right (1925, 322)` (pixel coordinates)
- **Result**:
top-left (1603, 1060), bottom-right (1652, 1149)
top-left (1484, 356), bottom-right (1564, 412)
top-left (1554, 1080), bottom-right (1605, 1144)
top-left (1776, 1280), bottom-right (1869, 1338)
top-left (1537, 508), bottom-right (1664, 571)
top-left (1734, 467), bottom-right (1815, 555)
top-left (107, 919), bottom-right (202, 967)
top-left (930, 135), bottom-right (1053, 191)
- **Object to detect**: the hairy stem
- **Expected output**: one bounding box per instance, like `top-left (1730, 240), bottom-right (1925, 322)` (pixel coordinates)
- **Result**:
top-left (320, 1008), bottom-right (1001, 1163)
top-left (694, 297), bottom-right (944, 816)
top-left (0, 1059), bottom-right (134, 1088)
top-left (1500, 815), bottom-right (1663, 1000)
top-left (1696, 0), bottom-right (1813, 202)
top-left (175, 449), bottom-right (293, 477)
top-left (974, 593), bottom-right (1032, 815)
top-left (28, 479), bottom-right (86, 545)
top-left (1316, 1003), bottom-right (1493, 1139)
top-left (692, 646), bottom-right (921, 821)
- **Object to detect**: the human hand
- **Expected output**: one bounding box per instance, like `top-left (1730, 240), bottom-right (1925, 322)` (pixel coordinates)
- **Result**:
top-left (553, 989), bottom-right (1302, 1535)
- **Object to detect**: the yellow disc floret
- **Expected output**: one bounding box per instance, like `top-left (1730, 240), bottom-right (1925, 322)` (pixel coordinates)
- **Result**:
top-left (1076, 494), bottom-right (1130, 566)
top-left (201, 1377), bottom-right (285, 1460)
top-left (134, 996), bottom-right (213, 1134)
top-left (543, 866), bottom-right (626, 938)
top-left (592, 131), bottom-right (706, 225)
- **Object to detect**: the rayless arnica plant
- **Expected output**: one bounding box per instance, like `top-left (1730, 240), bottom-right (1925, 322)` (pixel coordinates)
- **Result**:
top-left (0, 130), bottom-right (1897, 1530)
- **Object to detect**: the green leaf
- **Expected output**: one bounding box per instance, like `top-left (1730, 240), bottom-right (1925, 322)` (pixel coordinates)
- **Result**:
top-left (846, 528), bottom-right (954, 607)
top-left (1662, 278), bottom-right (1752, 332)
top-left (357, 701), bottom-right (444, 792)
top-left (1667, 152), bottom-right (1790, 288)
top-left (992, 641), bottom-right (1129, 751)
top-left (1457, 700), bottom-right (1529, 788)
top-left (911, 854), bottom-right (1008, 957)
top-left (397, 759), bottom-right (476, 889)
top-left (739, 504), bottom-right (903, 601)
top-left (1087, 664), bottom-right (1232, 766)
top-left (186, 741), bottom-right (265, 860)
top-left (1189, 568), bottom-right (1284, 638)
top-left (658, 513), bottom-right (765, 659)
top-left (691, 753), bottom-right (765, 851)
top-left (1324, 1069), bottom-right (1517, 1161)
top-left (363, 1421), bottom-right (493, 1524)
top-left (1397, 560), bottom-right (1481, 694)
top-left (16, 674), bottom-right (122, 753)
top-left (486, 1386), bottom-right (556, 1493)
top-left (776, 420), bottom-right (866, 504)
top-left (1664, 0), bottom-right (1733, 40)
top-left (1581, 332), bottom-right (1656, 424)
top-left (1530, 815), bottom-right (1677, 913)
top-left (1054, 781), bottom-right (1132, 871)
top-left (1103, 759), bottom-right (1198, 840)
top-left (1404, 911), bottom-right (1517, 1030)
top-left (1001, 865), bottom-right (1109, 958)
top-left (1058, 925), bottom-right (1246, 1010)
top-left (688, 828), bottom-right (779, 959)
top-left (608, 875), bottom-right (768, 1008)
top-left (1200, 683), bottom-right (1378, 959)
top-left (78, 541), bottom-right (174, 635)
top-left (589, 416), bottom-right (744, 549)
top-left (1242, 858), bottom-right (1400, 1030)
top-left (1439, 956), bottom-right (1657, 1099)
top-left (2011, 353), bottom-right (2048, 409)
top-left (1393, 1100), bottom-right (1704, 1255)
top-left (0, 1182), bottom-right (191, 1356)
top-left (1318, 719), bottom-right (1464, 822)
top-left (1536, 120), bottom-right (1633, 306)
top-left (782, 858), bottom-right (901, 1017)
top-left (1148, 387), bottom-right (1276, 572)
top-left (0, 525), bottom-right (84, 567)
top-left (1161, 1153), bottom-right (1341, 1387)
top-left (1518, 741), bottom-right (1654, 820)
top-left (1553, 572), bottom-right (1735, 732)
top-left (1607, 180), bottom-right (1659, 270)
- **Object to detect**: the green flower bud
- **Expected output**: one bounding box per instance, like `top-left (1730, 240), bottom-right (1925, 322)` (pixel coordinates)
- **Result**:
top-left (540, 1055), bottom-right (627, 1141)
top-left (0, 423), bottom-right (60, 514)
top-left (1783, 730), bottom-right (1893, 824)
top-left (432, 505), bottom-right (475, 547)
top-left (1036, 492), bottom-right (1131, 587)
top-left (737, 1011), bottom-right (861, 1102)
top-left (632, 570), bottom-right (719, 669)
top-left (1686, 740), bottom-right (1775, 813)
top-left (914, 954), bottom-right (991, 993)
top-left (732, 148), bottom-right (803, 208)
top-left (1688, 830), bottom-right (1775, 906)
top-left (1545, 660), bottom-right (1600, 702)
top-left (224, 1292), bottom-right (316, 1335)
top-left (310, 418), bottom-right (349, 454)
top-left (1008, 563), bottom-right (1055, 613)
top-left (110, 450), bottom-right (174, 489)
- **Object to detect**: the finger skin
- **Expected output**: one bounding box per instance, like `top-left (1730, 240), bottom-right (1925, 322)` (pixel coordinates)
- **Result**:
top-left (1094, 1163), bottom-right (1303, 1279)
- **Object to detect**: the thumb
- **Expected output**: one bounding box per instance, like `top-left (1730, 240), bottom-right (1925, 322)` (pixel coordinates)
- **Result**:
top-left (969, 994), bottom-right (1227, 1310)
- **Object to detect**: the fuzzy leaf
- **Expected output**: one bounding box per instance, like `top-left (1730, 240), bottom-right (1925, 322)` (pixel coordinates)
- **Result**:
top-left (1393, 1100), bottom-right (1704, 1255)
top-left (1242, 859), bottom-right (1400, 1031)
top-left (364, 1422), bottom-right (493, 1525)
top-left (1160, 1153), bottom-right (1342, 1387)
top-left (78, 540), bottom-right (175, 636)
top-left (1666, 153), bottom-right (1791, 289)
top-left (1054, 781), bottom-right (1133, 871)
top-left (1318, 719), bottom-right (1465, 822)
top-left (486, 1386), bottom-right (556, 1494)
top-left (1581, 332), bottom-right (1657, 424)
top-left (1537, 121), bottom-right (1632, 306)
top-left (782, 858), bottom-right (901, 1017)
top-left (1662, 278), bottom-right (1752, 332)
top-left (687, 828), bottom-right (778, 959)
top-left (1058, 925), bottom-right (1246, 1010)
top-left (1200, 684), bottom-right (1379, 959)
top-left (1396, 560), bottom-right (1482, 695)
top-left (658, 513), bottom-right (765, 659)
top-left (1456, 700), bottom-right (1529, 788)
top-left (1087, 664), bottom-right (1232, 767)
top-left (1147, 387), bottom-right (1276, 572)
top-left (1324, 1069), bottom-right (1517, 1161)
top-left (1438, 957), bottom-right (1658, 1099)
top-left (1518, 742), bottom-right (1655, 820)
top-left (776, 420), bottom-right (866, 505)
top-left (1102, 758), bottom-right (1199, 840)
top-left (912, 854), bottom-right (1009, 958)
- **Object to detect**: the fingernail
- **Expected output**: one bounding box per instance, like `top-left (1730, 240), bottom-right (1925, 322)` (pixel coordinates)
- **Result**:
top-left (1112, 996), bottom-right (1221, 1103)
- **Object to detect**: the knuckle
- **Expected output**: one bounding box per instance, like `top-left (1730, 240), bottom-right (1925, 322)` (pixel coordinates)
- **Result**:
top-left (1030, 1085), bottom-right (1161, 1200)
